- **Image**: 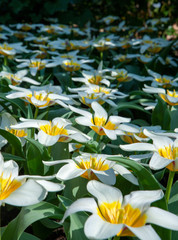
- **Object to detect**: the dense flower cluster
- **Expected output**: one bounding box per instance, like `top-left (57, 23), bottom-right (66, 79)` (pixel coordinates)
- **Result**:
top-left (0, 14), bottom-right (178, 240)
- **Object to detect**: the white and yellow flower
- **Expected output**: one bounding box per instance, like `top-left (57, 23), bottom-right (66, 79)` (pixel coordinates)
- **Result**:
top-left (70, 101), bottom-right (130, 140)
top-left (61, 58), bottom-right (94, 72)
top-left (0, 153), bottom-right (64, 206)
top-left (120, 129), bottom-right (178, 171)
top-left (43, 153), bottom-right (138, 185)
top-left (0, 112), bottom-right (27, 149)
top-left (143, 84), bottom-right (178, 106)
top-left (16, 58), bottom-right (54, 76)
top-left (69, 84), bottom-right (128, 107)
top-left (147, 69), bottom-right (178, 88)
top-left (61, 180), bottom-right (178, 240)
top-left (11, 117), bottom-right (90, 146)
top-left (6, 84), bottom-right (72, 109)
top-left (0, 70), bottom-right (40, 86)
top-left (72, 61), bottom-right (113, 86)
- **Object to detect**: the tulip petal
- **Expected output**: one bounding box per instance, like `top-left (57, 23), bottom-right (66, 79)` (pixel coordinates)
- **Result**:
top-left (85, 214), bottom-right (123, 239)
top-left (87, 180), bottom-right (123, 205)
top-left (120, 143), bottom-right (155, 152)
top-left (4, 179), bottom-right (47, 206)
top-left (93, 168), bottom-right (116, 185)
top-left (36, 180), bottom-right (65, 192)
top-left (149, 152), bottom-right (173, 170)
top-left (127, 225), bottom-right (160, 240)
top-left (146, 207), bottom-right (178, 231)
top-left (61, 198), bottom-right (98, 223)
top-left (113, 164), bottom-right (138, 185)
top-left (56, 162), bottom-right (86, 180)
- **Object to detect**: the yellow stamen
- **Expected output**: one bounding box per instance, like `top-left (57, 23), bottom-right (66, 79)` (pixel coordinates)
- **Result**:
top-left (0, 173), bottom-right (24, 200)
top-left (77, 156), bottom-right (109, 180)
top-left (97, 202), bottom-right (147, 236)
top-left (39, 122), bottom-right (68, 136)
top-left (6, 128), bottom-right (27, 137)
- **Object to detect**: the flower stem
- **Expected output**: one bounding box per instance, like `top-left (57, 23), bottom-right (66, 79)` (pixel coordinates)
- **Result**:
top-left (34, 107), bottom-right (39, 119)
top-left (4, 56), bottom-right (8, 66)
top-left (165, 171), bottom-right (175, 204)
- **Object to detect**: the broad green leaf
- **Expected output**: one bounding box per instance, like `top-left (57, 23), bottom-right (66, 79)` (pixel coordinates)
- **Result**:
top-left (108, 156), bottom-right (170, 240)
top-left (58, 195), bottom-right (88, 240)
top-left (0, 129), bottom-right (24, 157)
top-left (115, 102), bottom-right (151, 115)
top-left (0, 92), bottom-right (27, 116)
top-left (168, 181), bottom-right (178, 240)
top-left (2, 153), bottom-right (25, 162)
top-left (152, 96), bottom-right (171, 130)
top-left (25, 138), bottom-right (51, 175)
top-left (2, 201), bottom-right (64, 240)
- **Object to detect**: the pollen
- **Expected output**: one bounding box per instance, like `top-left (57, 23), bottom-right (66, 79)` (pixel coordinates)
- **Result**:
top-left (97, 202), bottom-right (147, 236)
top-left (29, 61), bottom-right (46, 70)
top-left (6, 128), bottom-right (27, 137)
top-left (62, 61), bottom-right (80, 72)
top-left (88, 75), bottom-right (102, 85)
top-left (39, 122), bottom-right (68, 136)
top-left (0, 173), bottom-right (23, 200)
top-left (77, 156), bottom-right (110, 180)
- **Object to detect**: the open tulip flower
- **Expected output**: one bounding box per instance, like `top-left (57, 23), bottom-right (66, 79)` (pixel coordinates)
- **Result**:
top-left (15, 58), bottom-right (56, 76)
top-left (72, 61), bottom-right (113, 87)
top-left (0, 69), bottom-right (40, 86)
top-left (69, 101), bottom-right (130, 140)
top-left (143, 84), bottom-right (178, 106)
top-left (43, 153), bottom-right (138, 185)
top-left (0, 153), bottom-right (64, 207)
top-left (61, 180), bottom-right (178, 240)
top-left (69, 84), bottom-right (128, 107)
top-left (6, 84), bottom-right (72, 109)
top-left (147, 69), bottom-right (178, 88)
top-left (0, 112), bottom-right (27, 149)
top-left (61, 58), bottom-right (94, 72)
top-left (120, 129), bottom-right (178, 171)
top-left (11, 117), bottom-right (90, 146)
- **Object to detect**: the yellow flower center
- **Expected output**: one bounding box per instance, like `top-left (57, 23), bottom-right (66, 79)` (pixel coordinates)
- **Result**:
top-left (29, 61), bottom-right (46, 70)
top-left (4, 74), bottom-right (21, 85)
top-left (77, 156), bottom-right (109, 180)
top-left (6, 128), bottom-right (27, 137)
top-left (88, 75), bottom-right (102, 85)
top-left (62, 61), bottom-right (80, 72)
top-left (121, 131), bottom-right (147, 144)
top-left (26, 92), bottom-right (52, 108)
top-left (158, 145), bottom-right (178, 171)
top-left (167, 90), bottom-right (178, 98)
top-left (21, 25), bottom-right (31, 31)
top-left (0, 173), bottom-right (24, 200)
top-left (160, 90), bottom-right (178, 106)
top-left (97, 202), bottom-right (147, 236)
top-left (115, 71), bottom-right (130, 82)
top-left (148, 44), bottom-right (162, 53)
top-left (158, 145), bottom-right (178, 160)
top-left (91, 117), bottom-right (117, 135)
top-left (39, 122), bottom-right (68, 136)
top-left (93, 87), bottom-right (110, 94)
top-left (0, 44), bottom-right (13, 56)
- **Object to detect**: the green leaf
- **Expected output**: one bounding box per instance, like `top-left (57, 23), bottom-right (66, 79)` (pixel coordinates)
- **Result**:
top-left (0, 92), bottom-right (27, 116)
top-left (114, 102), bottom-right (151, 115)
top-left (58, 195), bottom-right (88, 240)
top-left (168, 180), bottom-right (178, 240)
top-left (107, 156), bottom-right (170, 240)
top-left (25, 138), bottom-right (51, 175)
top-left (2, 153), bottom-right (25, 162)
top-left (152, 96), bottom-right (171, 130)
top-left (0, 129), bottom-right (24, 157)
top-left (2, 201), bottom-right (64, 240)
